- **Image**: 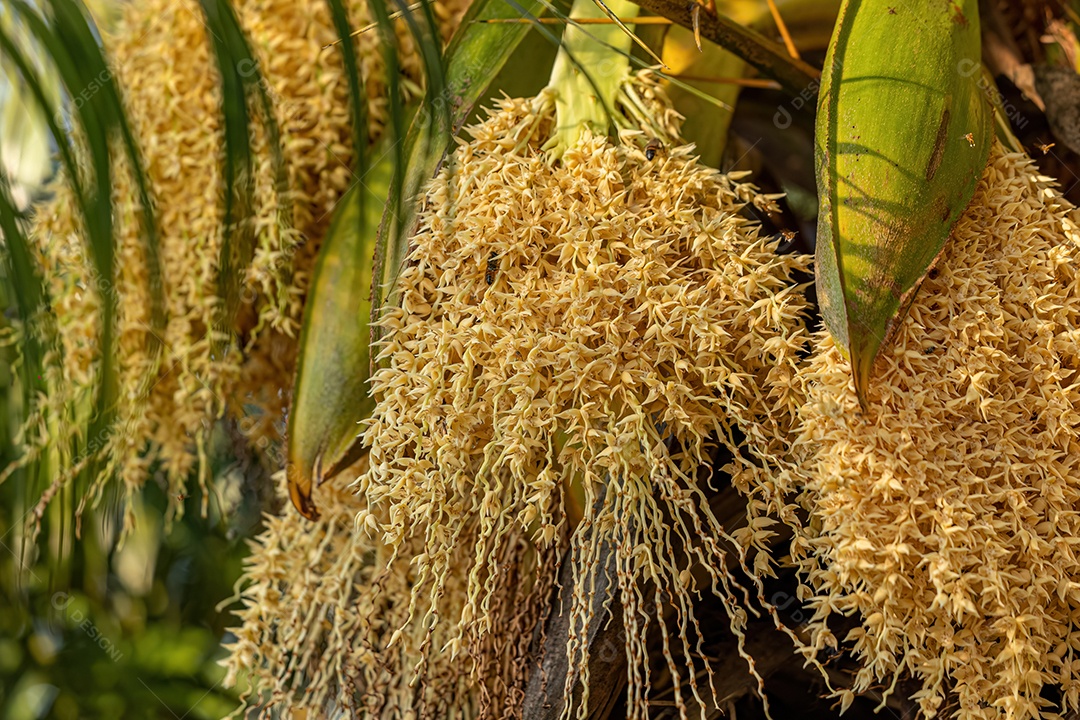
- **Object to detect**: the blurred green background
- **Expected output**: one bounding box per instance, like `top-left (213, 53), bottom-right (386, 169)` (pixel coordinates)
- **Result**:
top-left (0, 376), bottom-right (265, 719)
top-left (0, 2), bottom-right (269, 716)
top-left (0, 385), bottom-right (262, 720)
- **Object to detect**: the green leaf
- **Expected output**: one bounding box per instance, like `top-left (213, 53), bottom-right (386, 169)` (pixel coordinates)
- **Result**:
top-left (815, 0), bottom-right (991, 406)
top-left (323, 0), bottom-right (368, 158)
top-left (0, 169), bottom-right (46, 406)
top-left (0, 19), bottom-right (82, 213)
top-left (285, 150), bottom-right (392, 521)
top-left (366, 0), bottom-right (409, 286)
top-left (198, 0), bottom-right (289, 334)
top-left (371, 0), bottom-right (547, 354)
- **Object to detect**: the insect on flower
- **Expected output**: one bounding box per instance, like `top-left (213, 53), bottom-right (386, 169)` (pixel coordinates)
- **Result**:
top-left (645, 138), bottom-right (664, 161)
top-left (486, 252), bottom-right (498, 285)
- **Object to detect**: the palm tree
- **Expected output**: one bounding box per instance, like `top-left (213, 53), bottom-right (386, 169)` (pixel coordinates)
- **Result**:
top-left (4, 0), bottom-right (1080, 718)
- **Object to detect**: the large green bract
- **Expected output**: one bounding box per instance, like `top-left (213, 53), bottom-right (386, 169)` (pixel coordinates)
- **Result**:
top-left (816, 0), bottom-right (991, 405)
top-left (285, 171), bottom-right (382, 521)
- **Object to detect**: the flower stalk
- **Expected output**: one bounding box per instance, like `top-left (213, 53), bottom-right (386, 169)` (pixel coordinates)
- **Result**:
top-left (544, 0), bottom-right (638, 157)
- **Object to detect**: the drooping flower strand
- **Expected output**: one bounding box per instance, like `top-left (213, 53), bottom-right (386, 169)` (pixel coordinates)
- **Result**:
top-left (23, 0), bottom-right (470, 527)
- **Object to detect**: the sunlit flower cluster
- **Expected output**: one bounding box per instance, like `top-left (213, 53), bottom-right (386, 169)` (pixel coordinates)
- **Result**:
top-left (224, 80), bottom-right (1080, 720)
top-left (793, 142), bottom-right (1080, 720)
top-left (360, 76), bottom-right (814, 719)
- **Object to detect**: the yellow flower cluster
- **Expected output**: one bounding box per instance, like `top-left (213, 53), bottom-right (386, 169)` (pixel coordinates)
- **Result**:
top-left (28, 0), bottom-right (467, 513)
top-left (794, 142), bottom-right (1080, 720)
top-left (227, 85), bottom-right (1080, 720)
top-left (360, 77), bottom-right (814, 719)
top-left (222, 458), bottom-right (554, 718)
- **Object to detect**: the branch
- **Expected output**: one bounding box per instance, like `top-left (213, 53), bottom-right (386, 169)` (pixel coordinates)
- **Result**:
top-left (521, 537), bottom-right (627, 720)
top-left (630, 0), bottom-right (821, 97)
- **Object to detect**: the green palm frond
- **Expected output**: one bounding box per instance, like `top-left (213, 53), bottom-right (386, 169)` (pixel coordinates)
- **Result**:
top-left (198, 0), bottom-right (292, 335)
top-left (0, 22), bottom-right (68, 206)
top-left (6, 0), bottom-right (166, 459)
top-left (0, 168), bottom-right (45, 405)
top-left (324, 0), bottom-right (368, 156)
top-left (0, 10), bottom-right (450, 709)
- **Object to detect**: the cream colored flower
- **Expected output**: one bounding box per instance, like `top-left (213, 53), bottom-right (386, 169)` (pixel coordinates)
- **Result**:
top-left (796, 141), bottom-right (1080, 720)
top-left (362, 75), bottom-right (814, 719)
top-left (222, 455), bottom-right (552, 718)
